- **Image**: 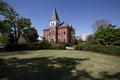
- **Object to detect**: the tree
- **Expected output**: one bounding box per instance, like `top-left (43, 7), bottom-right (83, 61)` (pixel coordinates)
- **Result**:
top-left (0, 20), bottom-right (12, 35)
top-left (92, 19), bottom-right (110, 32)
top-left (86, 34), bottom-right (97, 44)
top-left (0, 0), bottom-right (11, 15)
top-left (23, 27), bottom-right (39, 43)
top-left (95, 24), bottom-right (120, 45)
top-left (0, 34), bottom-right (8, 45)
top-left (0, 0), bottom-right (31, 43)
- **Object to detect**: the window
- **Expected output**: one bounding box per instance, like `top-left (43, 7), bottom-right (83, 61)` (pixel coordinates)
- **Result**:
top-left (58, 30), bottom-right (60, 35)
top-left (63, 30), bottom-right (66, 35)
top-left (49, 32), bottom-right (50, 36)
top-left (51, 30), bottom-right (54, 35)
top-left (49, 30), bottom-right (54, 36)
top-left (44, 32), bottom-right (46, 36)
top-left (58, 38), bottom-right (60, 42)
top-left (51, 22), bottom-right (54, 26)
top-left (51, 23), bottom-right (52, 26)
top-left (64, 38), bottom-right (66, 42)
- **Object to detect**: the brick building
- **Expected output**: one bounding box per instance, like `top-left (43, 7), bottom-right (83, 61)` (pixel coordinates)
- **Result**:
top-left (43, 8), bottom-right (75, 43)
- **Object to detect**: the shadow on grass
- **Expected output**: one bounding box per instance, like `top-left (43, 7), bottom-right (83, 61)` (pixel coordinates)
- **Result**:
top-left (0, 51), bottom-right (32, 57)
top-left (0, 57), bottom-right (119, 80)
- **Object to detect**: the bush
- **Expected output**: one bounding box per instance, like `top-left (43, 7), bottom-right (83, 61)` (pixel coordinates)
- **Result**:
top-left (51, 43), bottom-right (65, 50)
top-left (39, 42), bottom-right (51, 50)
top-left (4, 42), bottom-right (66, 51)
top-left (112, 41), bottom-right (120, 46)
top-left (75, 44), bottom-right (120, 55)
top-left (25, 43), bottom-right (40, 50)
top-left (5, 43), bottom-right (27, 51)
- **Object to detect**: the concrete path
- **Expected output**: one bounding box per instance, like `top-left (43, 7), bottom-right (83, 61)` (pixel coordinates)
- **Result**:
top-left (65, 47), bottom-right (74, 50)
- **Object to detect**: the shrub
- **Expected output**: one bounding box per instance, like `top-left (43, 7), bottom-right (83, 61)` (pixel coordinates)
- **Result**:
top-left (25, 43), bottom-right (40, 50)
top-left (51, 43), bottom-right (65, 50)
top-left (75, 44), bottom-right (120, 55)
top-left (39, 42), bottom-right (51, 50)
top-left (5, 43), bottom-right (27, 51)
top-left (112, 41), bottom-right (120, 46)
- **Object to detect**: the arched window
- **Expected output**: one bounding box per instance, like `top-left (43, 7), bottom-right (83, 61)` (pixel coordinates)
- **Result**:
top-left (51, 30), bottom-right (54, 35)
top-left (51, 22), bottom-right (55, 26)
top-left (49, 30), bottom-right (54, 36)
top-left (53, 22), bottom-right (54, 26)
top-left (63, 30), bottom-right (66, 35)
top-left (64, 38), bottom-right (66, 42)
top-left (51, 23), bottom-right (52, 26)
top-left (51, 38), bottom-right (54, 43)
top-left (58, 30), bottom-right (60, 35)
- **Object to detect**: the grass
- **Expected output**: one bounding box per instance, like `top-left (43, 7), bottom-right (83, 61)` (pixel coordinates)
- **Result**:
top-left (0, 50), bottom-right (120, 80)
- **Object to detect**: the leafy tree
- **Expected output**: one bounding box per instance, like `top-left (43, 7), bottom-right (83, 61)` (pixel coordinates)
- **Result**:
top-left (86, 34), bottom-right (97, 44)
top-left (0, 20), bottom-right (12, 35)
top-left (92, 19), bottom-right (110, 32)
top-left (77, 38), bottom-right (84, 44)
top-left (0, 0), bottom-right (31, 43)
top-left (95, 24), bottom-right (120, 45)
top-left (23, 27), bottom-right (39, 43)
top-left (0, 34), bottom-right (8, 45)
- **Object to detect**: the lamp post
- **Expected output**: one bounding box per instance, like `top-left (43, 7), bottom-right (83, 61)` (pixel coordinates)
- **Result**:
top-left (73, 32), bottom-right (75, 48)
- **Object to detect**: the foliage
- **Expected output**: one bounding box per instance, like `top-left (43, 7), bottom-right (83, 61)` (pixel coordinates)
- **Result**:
top-left (76, 38), bottom-right (84, 44)
top-left (4, 43), bottom-right (40, 51)
top-left (18, 36), bottom-right (27, 44)
top-left (0, 20), bottom-right (11, 35)
top-left (4, 43), bottom-right (27, 51)
top-left (0, 0), bottom-right (32, 43)
top-left (23, 27), bottom-right (39, 43)
top-left (95, 24), bottom-right (120, 45)
top-left (39, 42), bottom-right (51, 50)
top-left (112, 40), bottom-right (120, 46)
top-left (86, 34), bottom-right (98, 44)
top-left (0, 34), bottom-right (8, 45)
top-left (92, 19), bottom-right (110, 32)
top-left (75, 44), bottom-right (120, 55)
top-left (51, 43), bottom-right (66, 50)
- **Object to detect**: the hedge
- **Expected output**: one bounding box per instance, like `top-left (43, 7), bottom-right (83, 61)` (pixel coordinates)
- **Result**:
top-left (75, 44), bottom-right (120, 55)
top-left (51, 43), bottom-right (66, 50)
top-left (4, 42), bottom-right (66, 51)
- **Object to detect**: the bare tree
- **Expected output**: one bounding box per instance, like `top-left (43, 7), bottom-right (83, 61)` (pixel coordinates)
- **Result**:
top-left (92, 19), bottom-right (110, 32)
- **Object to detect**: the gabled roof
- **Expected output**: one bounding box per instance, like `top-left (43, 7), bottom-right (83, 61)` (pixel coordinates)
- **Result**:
top-left (60, 22), bottom-right (69, 27)
top-left (50, 8), bottom-right (60, 21)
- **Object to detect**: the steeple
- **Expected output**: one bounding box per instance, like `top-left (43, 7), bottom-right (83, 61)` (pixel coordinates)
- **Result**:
top-left (50, 8), bottom-right (60, 21)
top-left (49, 8), bottom-right (60, 27)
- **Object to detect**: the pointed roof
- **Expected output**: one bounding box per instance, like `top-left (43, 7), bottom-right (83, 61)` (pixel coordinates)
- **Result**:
top-left (60, 21), bottom-right (69, 27)
top-left (50, 8), bottom-right (60, 21)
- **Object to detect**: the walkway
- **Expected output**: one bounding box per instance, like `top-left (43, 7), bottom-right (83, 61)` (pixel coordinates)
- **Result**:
top-left (65, 47), bottom-right (74, 50)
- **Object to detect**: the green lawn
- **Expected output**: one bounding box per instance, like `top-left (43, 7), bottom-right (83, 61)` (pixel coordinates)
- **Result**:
top-left (0, 50), bottom-right (120, 80)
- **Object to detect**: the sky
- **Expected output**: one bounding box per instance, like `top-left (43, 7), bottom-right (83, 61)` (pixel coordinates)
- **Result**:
top-left (2, 0), bottom-right (120, 36)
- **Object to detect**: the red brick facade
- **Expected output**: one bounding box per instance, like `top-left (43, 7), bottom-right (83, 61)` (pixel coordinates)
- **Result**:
top-left (43, 8), bottom-right (75, 44)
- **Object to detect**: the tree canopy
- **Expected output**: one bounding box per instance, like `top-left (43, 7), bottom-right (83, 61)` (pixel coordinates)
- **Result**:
top-left (23, 27), bottom-right (39, 43)
top-left (0, 0), bottom-right (37, 44)
top-left (95, 24), bottom-right (120, 45)
top-left (92, 19), bottom-right (110, 32)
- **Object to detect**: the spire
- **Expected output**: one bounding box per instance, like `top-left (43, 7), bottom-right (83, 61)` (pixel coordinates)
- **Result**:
top-left (50, 8), bottom-right (60, 21)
